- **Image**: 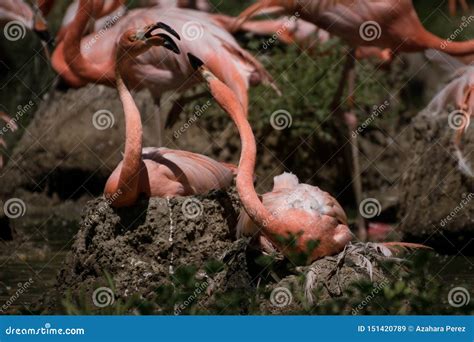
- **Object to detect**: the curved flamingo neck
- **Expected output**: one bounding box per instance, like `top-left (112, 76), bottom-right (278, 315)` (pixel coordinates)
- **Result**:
top-left (206, 74), bottom-right (274, 232)
top-left (114, 55), bottom-right (143, 197)
top-left (63, 0), bottom-right (115, 85)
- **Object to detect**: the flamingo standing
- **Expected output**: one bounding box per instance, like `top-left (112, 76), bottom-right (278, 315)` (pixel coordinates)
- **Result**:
top-left (234, 0), bottom-right (474, 240)
top-left (225, 14), bottom-right (392, 63)
top-left (0, 112), bottom-right (18, 169)
top-left (187, 54), bottom-right (353, 262)
top-left (52, 0), bottom-right (277, 145)
top-left (104, 23), bottom-right (235, 207)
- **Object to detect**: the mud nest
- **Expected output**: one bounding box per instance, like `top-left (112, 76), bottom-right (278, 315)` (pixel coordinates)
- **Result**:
top-left (47, 189), bottom-right (400, 314)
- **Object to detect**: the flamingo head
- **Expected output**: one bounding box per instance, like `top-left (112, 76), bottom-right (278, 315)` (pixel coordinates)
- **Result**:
top-left (119, 22), bottom-right (181, 57)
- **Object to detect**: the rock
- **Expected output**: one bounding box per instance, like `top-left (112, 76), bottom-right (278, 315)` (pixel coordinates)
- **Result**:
top-left (0, 85), bottom-right (161, 249)
top-left (0, 85), bottom-right (158, 199)
top-left (398, 109), bottom-right (474, 253)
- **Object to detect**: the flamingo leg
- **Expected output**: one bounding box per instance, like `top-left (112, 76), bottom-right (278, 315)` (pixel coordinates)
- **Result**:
top-left (331, 49), bottom-right (367, 240)
top-left (460, 0), bottom-right (469, 12)
top-left (345, 56), bottom-right (367, 242)
top-left (449, 0), bottom-right (457, 16)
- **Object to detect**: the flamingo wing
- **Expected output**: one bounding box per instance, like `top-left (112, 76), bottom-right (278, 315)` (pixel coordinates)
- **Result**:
top-left (142, 147), bottom-right (234, 194)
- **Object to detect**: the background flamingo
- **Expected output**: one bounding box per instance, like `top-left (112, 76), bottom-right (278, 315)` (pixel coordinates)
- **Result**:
top-left (105, 23), bottom-right (235, 207)
top-left (53, 0), bottom-right (277, 145)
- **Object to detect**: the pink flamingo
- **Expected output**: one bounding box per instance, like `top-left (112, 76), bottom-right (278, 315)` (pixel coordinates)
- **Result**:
top-left (187, 54), bottom-right (353, 262)
top-left (104, 23), bottom-right (235, 207)
top-left (52, 0), bottom-right (277, 144)
top-left (234, 0), bottom-right (474, 55)
top-left (234, 0), bottom-right (474, 240)
top-left (0, 112), bottom-right (18, 169)
top-left (223, 14), bottom-right (392, 63)
top-left (189, 53), bottom-right (430, 262)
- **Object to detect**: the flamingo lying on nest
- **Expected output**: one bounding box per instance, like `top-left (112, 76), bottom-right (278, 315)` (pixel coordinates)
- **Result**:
top-left (234, 0), bottom-right (474, 240)
top-left (52, 0), bottom-right (277, 141)
top-left (104, 23), bottom-right (235, 207)
top-left (0, 112), bottom-right (18, 169)
top-left (188, 53), bottom-right (429, 262)
top-left (186, 53), bottom-right (352, 262)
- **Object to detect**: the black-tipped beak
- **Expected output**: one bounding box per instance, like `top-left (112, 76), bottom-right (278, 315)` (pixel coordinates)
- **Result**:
top-left (158, 33), bottom-right (180, 54)
top-left (188, 53), bottom-right (204, 70)
top-left (154, 22), bottom-right (181, 40)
